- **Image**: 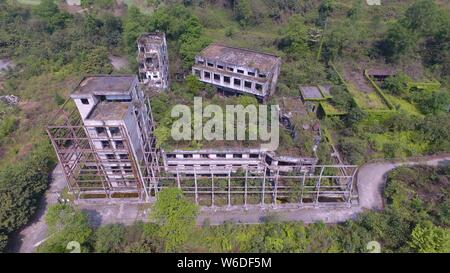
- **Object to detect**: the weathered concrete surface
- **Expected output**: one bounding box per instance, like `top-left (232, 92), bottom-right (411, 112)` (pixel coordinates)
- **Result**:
top-left (10, 156), bottom-right (450, 252)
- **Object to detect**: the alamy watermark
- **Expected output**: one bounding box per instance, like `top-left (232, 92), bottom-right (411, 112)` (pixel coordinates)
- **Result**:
top-left (366, 241), bottom-right (381, 253)
top-left (170, 97), bottom-right (280, 151)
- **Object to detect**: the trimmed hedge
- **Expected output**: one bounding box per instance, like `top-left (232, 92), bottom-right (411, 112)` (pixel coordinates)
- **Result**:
top-left (363, 69), bottom-right (395, 110)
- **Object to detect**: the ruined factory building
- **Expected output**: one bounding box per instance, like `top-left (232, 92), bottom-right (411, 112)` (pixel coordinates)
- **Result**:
top-left (192, 44), bottom-right (281, 99)
top-left (48, 75), bottom-right (156, 199)
top-left (137, 32), bottom-right (169, 91)
top-left (47, 75), bottom-right (358, 208)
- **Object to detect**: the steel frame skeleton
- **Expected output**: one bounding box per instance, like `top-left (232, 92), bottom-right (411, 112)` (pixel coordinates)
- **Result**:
top-left (47, 101), bottom-right (358, 207)
top-left (155, 165), bottom-right (357, 207)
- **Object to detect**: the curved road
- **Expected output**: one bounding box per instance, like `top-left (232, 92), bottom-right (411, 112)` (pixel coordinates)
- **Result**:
top-left (9, 156), bottom-right (450, 252)
top-left (356, 156), bottom-right (450, 211)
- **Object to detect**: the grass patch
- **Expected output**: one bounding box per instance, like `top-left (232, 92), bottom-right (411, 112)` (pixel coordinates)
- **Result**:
top-left (366, 131), bottom-right (428, 159)
top-left (319, 101), bottom-right (347, 116)
top-left (385, 94), bottom-right (422, 116)
top-left (16, 0), bottom-right (41, 5)
top-left (346, 82), bottom-right (389, 110)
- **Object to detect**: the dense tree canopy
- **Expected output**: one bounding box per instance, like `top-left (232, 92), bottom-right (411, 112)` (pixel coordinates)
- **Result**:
top-left (38, 204), bottom-right (92, 253)
top-left (150, 188), bottom-right (198, 252)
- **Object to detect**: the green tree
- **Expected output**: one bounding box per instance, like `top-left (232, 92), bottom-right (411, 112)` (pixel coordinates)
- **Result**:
top-left (345, 103), bottom-right (365, 127)
top-left (278, 15), bottom-right (309, 60)
top-left (338, 137), bottom-right (367, 165)
top-left (34, 0), bottom-right (71, 32)
top-left (383, 73), bottom-right (411, 97)
top-left (235, 0), bottom-right (252, 27)
top-left (80, 47), bottom-right (113, 74)
top-left (185, 74), bottom-right (203, 95)
top-left (34, 0), bottom-right (59, 19)
top-left (0, 233), bottom-right (7, 253)
top-left (237, 95), bottom-right (258, 107)
top-left (94, 224), bottom-right (126, 253)
top-left (102, 14), bottom-right (123, 48)
top-left (0, 142), bottom-right (55, 234)
top-left (319, 0), bottom-right (335, 19)
top-left (418, 91), bottom-right (450, 114)
top-left (150, 188), bottom-right (198, 252)
top-left (381, 23), bottom-right (415, 60)
top-left (418, 112), bottom-right (450, 152)
top-left (401, 0), bottom-right (446, 36)
top-left (38, 204), bottom-right (92, 253)
top-left (154, 125), bottom-right (171, 149)
top-left (81, 0), bottom-right (94, 8)
top-left (0, 115), bottom-right (18, 139)
top-left (123, 6), bottom-right (148, 56)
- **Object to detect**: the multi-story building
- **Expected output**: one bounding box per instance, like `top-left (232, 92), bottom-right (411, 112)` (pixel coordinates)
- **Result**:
top-left (47, 75), bottom-right (158, 200)
top-left (192, 44), bottom-right (281, 100)
top-left (137, 32), bottom-right (169, 91)
top-left (47, 70), bottom-right (356, 207)
top-left (162, 148), bottom-right (317, 175)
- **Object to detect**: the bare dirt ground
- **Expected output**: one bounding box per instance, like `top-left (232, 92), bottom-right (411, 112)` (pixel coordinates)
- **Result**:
top-left (9, 155), bottom-right (450, 252)
top-left (343, 63), bottom-right (374, 93)
top-left (109, 54), bottom-right (129, 71)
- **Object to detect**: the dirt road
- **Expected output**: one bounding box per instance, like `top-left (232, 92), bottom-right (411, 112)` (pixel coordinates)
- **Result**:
top-left (356, 156), bottom-right (450, 211)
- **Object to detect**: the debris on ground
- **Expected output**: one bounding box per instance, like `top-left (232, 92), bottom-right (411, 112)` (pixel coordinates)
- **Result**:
top-left (0, 95), bottom-right (20, 105)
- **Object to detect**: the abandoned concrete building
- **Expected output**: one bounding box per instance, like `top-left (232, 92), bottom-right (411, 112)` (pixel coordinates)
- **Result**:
top-left (47, 75), bottom-right (159, 200)
top-left (137, 32), bottom-right (169, 90)
top-left (162, 148), bottom-right (318, 175)
top-left (192, 44), bottom-right (281, 99)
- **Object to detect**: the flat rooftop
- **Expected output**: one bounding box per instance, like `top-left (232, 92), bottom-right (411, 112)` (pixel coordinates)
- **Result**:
top-left (137, 32), bottom-right (165, 45)
top-left (198, 44), bottom-right (280, 72)
top-left (87, 101), bottom-right (130, 121)
top-left (71, 75), bottom-right (136, 98)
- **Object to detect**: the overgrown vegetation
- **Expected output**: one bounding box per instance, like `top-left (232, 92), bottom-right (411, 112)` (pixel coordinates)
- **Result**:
top-left (37, 165), bottom-right (450, 253)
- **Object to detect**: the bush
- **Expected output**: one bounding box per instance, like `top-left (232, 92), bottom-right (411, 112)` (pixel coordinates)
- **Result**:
top-left (0, 233), bottom-right (7, 253)
top-left (94, 224), bottom-right (126, 253)
top-left (417, 91), bottom-right (450, 114)
top-left (38, 204), bottom-right (92, 253)
top-left (0, 115), bottom-right (18, 139)
top-left (150, 188), bottom-right (198, 252)
top-left (0, 142), bottom-right (56, 235)
top-left (338, 137), bottom-right (367, 164)
top-left (383, 73), bottom-right (411, 97)
top-left (409, 221), bottom-right (450, 253)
